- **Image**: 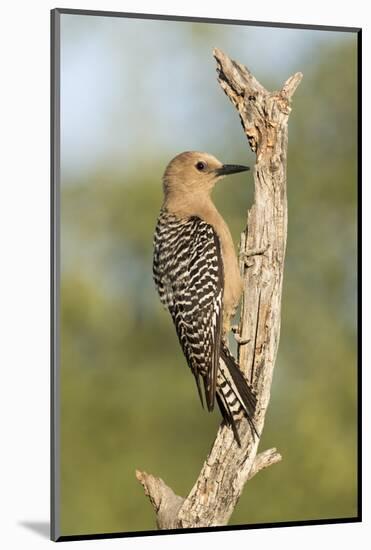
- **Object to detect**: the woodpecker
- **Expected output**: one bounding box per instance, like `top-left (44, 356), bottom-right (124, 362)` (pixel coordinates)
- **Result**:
top-left (153, 151), bottom-right (257, 444)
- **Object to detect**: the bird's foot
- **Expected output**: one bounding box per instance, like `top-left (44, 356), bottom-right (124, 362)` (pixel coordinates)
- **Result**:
top-left (231, 325), bottom-right (250, 345)
top-left (240, 245), bottom-right (269, 267)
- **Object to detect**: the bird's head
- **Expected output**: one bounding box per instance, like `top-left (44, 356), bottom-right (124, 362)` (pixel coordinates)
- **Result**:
top-left (162, 151), bottom-right (249, 201)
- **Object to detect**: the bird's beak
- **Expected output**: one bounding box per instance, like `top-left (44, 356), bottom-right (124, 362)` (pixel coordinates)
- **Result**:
top-left (215, 164), bottom-right (250, 176)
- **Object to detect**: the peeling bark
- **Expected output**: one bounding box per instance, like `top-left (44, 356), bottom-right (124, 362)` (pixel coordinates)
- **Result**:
top-left (136, 49), bottom-right (302, 529)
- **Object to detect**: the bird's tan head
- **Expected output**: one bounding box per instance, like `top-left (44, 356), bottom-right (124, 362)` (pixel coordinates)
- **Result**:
top-left (162, 151), bottom-right (249, 202)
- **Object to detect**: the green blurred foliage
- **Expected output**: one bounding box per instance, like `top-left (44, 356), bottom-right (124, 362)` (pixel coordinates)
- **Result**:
top-left (60, 28), bottom-right (357, 536)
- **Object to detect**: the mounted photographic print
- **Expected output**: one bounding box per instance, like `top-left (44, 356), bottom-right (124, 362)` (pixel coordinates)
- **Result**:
top-left (51, 8), bottom-right (361, 542)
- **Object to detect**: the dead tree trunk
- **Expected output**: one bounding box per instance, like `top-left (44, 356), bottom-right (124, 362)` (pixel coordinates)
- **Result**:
top-left (136, 49), bottom-right (302, 529)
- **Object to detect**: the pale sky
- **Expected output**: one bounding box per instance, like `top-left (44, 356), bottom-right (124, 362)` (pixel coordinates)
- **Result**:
top-left (60, 14), bottom-right (354, 182)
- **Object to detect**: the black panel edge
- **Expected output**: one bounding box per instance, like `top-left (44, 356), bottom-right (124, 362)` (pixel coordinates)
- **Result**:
top-left (50, 7), bottom-right (61, 543)
top-left (356, 27), bottom-right (362, 523)
top-left (54, 7), bottom-right (361, 33)
top-left (56, 517), bottom-right (361, 542)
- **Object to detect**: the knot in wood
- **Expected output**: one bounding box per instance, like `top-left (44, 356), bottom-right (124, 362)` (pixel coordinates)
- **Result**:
top-left (270, 155), bottom-right (281, 172)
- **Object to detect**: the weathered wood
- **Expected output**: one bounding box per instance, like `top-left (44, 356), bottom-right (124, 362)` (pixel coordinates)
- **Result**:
top-left (136, 447), bottom-right (282, 529)
top-left (136, 49), bottom-right (302, 529)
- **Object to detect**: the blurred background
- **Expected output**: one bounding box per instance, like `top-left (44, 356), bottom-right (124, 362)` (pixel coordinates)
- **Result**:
top-left (59, 13), bottom-right (358, 536)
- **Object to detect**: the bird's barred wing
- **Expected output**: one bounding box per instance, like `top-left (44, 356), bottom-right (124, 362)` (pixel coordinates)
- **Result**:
top-left (153, 213), bottom-right (187, 309)
top-left (154, 215), bottom-right (224, 412)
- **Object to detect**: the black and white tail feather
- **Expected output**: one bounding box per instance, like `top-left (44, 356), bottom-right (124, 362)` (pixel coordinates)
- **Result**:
top-left (216, 346), bottom-right (258, 445)
top-left (153, 209), bottom-right (258, 445)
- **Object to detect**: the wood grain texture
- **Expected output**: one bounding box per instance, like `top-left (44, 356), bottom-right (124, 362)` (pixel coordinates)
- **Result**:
top-left (136, 49), bottom-right (302, 529)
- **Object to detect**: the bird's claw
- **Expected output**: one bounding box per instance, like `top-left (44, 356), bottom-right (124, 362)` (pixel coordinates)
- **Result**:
top-left (231, 325), bottom-right (250, 345)
top-left (240, 245), bottom-right (269, 267)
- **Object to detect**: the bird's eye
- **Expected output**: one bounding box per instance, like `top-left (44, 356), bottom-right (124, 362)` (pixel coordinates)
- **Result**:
top-left (196, 161), bottom-right (207, 171)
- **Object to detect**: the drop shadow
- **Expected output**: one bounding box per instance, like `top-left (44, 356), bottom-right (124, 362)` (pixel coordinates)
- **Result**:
top-left (19, 521), bottom-right (50, 539)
